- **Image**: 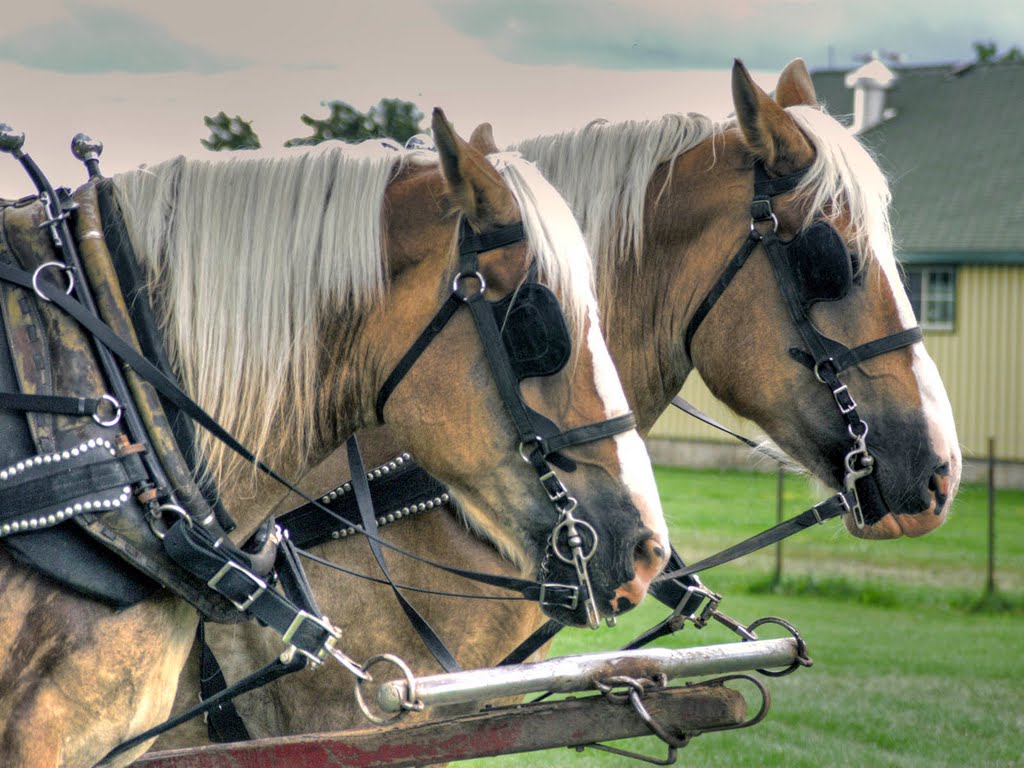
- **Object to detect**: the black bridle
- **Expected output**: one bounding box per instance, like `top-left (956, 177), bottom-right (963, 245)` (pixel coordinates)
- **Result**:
top-left (683, 160), bottom-right (923, 528)
top-left (376, 217), bottom-right (638, 629)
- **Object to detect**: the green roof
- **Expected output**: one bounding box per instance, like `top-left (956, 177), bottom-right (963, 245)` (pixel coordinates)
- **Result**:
top-left (811, 61), bottom-right (1024, 261)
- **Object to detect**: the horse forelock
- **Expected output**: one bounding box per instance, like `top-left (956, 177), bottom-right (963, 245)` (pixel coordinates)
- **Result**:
top-left (512, 114), bottom-right (720, 279)
top-left (110, 141), bottom-right (437, 488)
top-left (785, 106), bottom-right (894, 274)
top-left (487, 152), bottom-right (596, 340)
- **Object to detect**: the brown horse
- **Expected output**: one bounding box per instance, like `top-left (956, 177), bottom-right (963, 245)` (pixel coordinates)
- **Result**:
top-left (159, 58), bottom-right (961, 747)
top-left (0, 110), bottom-right (668, 768)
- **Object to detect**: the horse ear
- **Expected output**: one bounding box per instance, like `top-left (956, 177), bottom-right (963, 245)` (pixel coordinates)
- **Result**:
top-left (775, 58), bottom-right (817, 108)
top-left (469, 122), bottom-right (500, 154)
top-left (732, 59), bottom-right (815, 175)
top-left (432, 108), bottom-right (517, 227)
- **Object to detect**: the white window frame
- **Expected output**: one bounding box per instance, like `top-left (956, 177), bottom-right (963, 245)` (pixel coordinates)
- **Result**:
top-left (904, 266), bottom-right (956, 331)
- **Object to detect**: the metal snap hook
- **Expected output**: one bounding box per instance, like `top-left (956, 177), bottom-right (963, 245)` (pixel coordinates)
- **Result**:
top-left (32, 261), bottom-right (75, 301)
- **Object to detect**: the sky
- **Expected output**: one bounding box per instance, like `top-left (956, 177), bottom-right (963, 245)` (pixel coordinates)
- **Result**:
top-left (1, 0), bottom-right (1020, 196)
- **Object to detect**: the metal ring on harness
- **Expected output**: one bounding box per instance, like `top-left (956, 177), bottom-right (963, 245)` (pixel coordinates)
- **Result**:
top-left (749, 212), bottom-right (779, 234)
top-left (147, 504), bottom-right (193, 541)
top-left (92, 393), bottom-right (123, 427)
top-left (354, 653), bottom-right (423, 725)
top-left (743, 616), bottom-right (812, 677)
top-left (452, 271), bottom-right (486, 299)
top-left (551, 514), bottom-right (598, 565)
top-left (32, 261), bottom-right (75, 301)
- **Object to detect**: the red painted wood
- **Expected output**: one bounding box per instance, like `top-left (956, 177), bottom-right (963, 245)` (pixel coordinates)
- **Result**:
top-left (130, 685), bottom-right (745, 768)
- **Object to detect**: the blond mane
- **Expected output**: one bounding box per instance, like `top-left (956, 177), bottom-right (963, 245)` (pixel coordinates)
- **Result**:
top-left (513, 105), bottom-right (894, 279)
top-left (111, 142), bottom-right (595, 490)
top-left (512, 114), bottom-right (719, 275)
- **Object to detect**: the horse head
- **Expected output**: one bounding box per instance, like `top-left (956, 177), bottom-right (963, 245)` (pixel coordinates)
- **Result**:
top-left (353, 109), bottom-right (669, 625)
top-left (678, 59), bottom-right (960, 538)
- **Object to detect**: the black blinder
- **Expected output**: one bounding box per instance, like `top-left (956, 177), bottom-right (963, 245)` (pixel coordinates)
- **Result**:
top-left (490, 282), bottom-right (572, 381)
top-left (783, 221), bottom-right (853, 307)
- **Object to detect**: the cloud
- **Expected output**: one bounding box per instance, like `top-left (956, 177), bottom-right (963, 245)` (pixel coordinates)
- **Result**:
top-left (433, 0), bottom-right (1024, 71)
top-left (0, 4), bottom-right (246, 74)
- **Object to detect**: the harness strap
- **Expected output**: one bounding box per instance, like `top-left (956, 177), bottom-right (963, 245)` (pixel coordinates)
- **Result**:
top-left (498, 548), bottom-right (711, 666)
top-left (0, 391), bottom-right (103, 418)
top-left (278, 456), bottom-right (448, 549)
top-left (655, 492), bottom-right (852, 583)
top-left (670, 396), bottom-right (760, 449)
top-left (540, 413), bottom-right (638, 456)
top-left (346, 435), bottom-right (461, 673)
top-left (197, 620), bottom-right (252, 743)
top-left (458, 222), bottom-right (526, 257)
top-left (375, 295), bottom-right (461, 422)
top-left (162, 520), bottom-right (340, 662)
top-left (0, 450), bottom-right (148, 532)
top-left (788, 326), bottom-right (924, 373)
top-left (684, 233), bottom-right (760, 360)
top-left (102, 654), bottom-right (306, 762)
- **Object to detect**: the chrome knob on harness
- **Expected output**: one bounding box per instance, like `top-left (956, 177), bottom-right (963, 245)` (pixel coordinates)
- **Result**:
top-left (0, 124), bottom-right (26, 155)
top-left (71, 133), bottom-right (104, 179)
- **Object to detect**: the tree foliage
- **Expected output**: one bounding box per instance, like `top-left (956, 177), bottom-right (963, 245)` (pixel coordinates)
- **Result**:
top-left (974, 41), bottom-right (1023, 64)
top-left (200, 111), bottom-right (260, 151)
top-left (286, 98), bottom-right (424, 147)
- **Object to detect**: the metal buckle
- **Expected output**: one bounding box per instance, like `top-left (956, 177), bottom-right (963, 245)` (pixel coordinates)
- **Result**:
top-left (677, 584), bottom-right (721, 629)
top-left (831, 383), bottom-right (857, 414)
top-left (537, 469), bottom-right (569, 503)
top-left (207, 560), bottom-right (267, 612)
top-left (281, 609), bottom-right (340, 663)
top-left (538, 583), bottom-right (579, 610)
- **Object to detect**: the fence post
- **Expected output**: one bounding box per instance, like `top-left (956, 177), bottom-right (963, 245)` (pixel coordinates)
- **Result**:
top-left (773, 464), bottom-right (784, 587)
top-left (985, 437), bottom-right (997, 596)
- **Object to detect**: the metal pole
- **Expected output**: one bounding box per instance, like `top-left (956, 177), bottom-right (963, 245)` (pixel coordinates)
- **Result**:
top-left (377, 637), bottom-right (798, 712)
top-left (986, 437), bottom-right (996, 596)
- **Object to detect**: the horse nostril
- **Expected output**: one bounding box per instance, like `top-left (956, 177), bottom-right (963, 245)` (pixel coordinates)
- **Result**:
top-left (633, 532), bottom-right (664, 568)
top-left (929, 463), bottom-right (951, 515)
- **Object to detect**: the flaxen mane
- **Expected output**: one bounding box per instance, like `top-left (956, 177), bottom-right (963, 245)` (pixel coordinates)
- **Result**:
top-left (515, 107), bottom-right (895, 281)
top-left (111, 142), bottom-right (595, 490)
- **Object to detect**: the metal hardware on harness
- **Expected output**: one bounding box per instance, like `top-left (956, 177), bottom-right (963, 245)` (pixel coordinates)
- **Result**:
top-left (843, 423), bottom-right (875, 529)
top-left (31, 260), bottom-right (75, 300)
top-left (147, 503), bottom-right (192, 540)
top-left (355, 653), bottom-right (423, 725)
top-left (70, 133), bottom-right (104, 179)
top-left (207, 560), bottom-right (267, 612)
top-left (677, 584), bottom-right (721, 629)
top-left (452, 270), bottom-right (486, 297)
top-left (537, 582), bottom-right (579, 610)
top-left (551, 502), bottom-right (601, 629)
top-left (92, 393), bottom-right (123, 427)
top-left (279, 609), bottom-right (367, 678)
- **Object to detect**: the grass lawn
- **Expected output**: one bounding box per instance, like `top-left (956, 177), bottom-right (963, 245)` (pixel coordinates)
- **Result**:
top-left (456, 466), bottom-right (1024, 768)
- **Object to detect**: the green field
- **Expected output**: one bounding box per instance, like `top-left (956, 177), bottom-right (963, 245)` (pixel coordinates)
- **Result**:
top-left (458, 466), bottom-right (1024, 768)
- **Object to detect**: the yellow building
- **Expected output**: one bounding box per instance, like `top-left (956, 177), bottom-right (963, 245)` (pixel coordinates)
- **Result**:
top-left (649, 57), bottom-right (1024, 487)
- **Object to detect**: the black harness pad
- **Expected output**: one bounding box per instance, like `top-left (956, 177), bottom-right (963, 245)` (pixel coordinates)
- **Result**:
top-left (783, 221), bottom-right (853, 307)
top-left (490, 282), bottom-right (572, 381)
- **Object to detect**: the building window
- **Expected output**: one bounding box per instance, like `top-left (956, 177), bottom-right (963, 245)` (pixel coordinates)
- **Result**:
top-left (904, 266), bottom-right (956, 330)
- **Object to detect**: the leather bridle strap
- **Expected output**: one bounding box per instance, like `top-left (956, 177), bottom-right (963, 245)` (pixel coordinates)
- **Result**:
top-left (789, 326), bottom-right (924, 373)
top-left (654, 492), bottom-right (853, 583)
top-left (346, 435), bottom-right (461, 673)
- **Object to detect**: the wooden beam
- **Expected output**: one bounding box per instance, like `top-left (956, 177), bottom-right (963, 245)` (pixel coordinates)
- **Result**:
top-left (131, 684), bottom-right (746, 768)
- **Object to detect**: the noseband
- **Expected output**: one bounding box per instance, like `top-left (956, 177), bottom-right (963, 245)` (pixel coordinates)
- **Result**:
top-left (376, 218), bottom-right (637, 627)
top-left (684, 161), bottom-right (923, 527)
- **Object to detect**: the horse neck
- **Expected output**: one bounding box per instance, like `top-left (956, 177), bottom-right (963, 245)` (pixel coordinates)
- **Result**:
top-left (597, 258), bottom-right (694, 435)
